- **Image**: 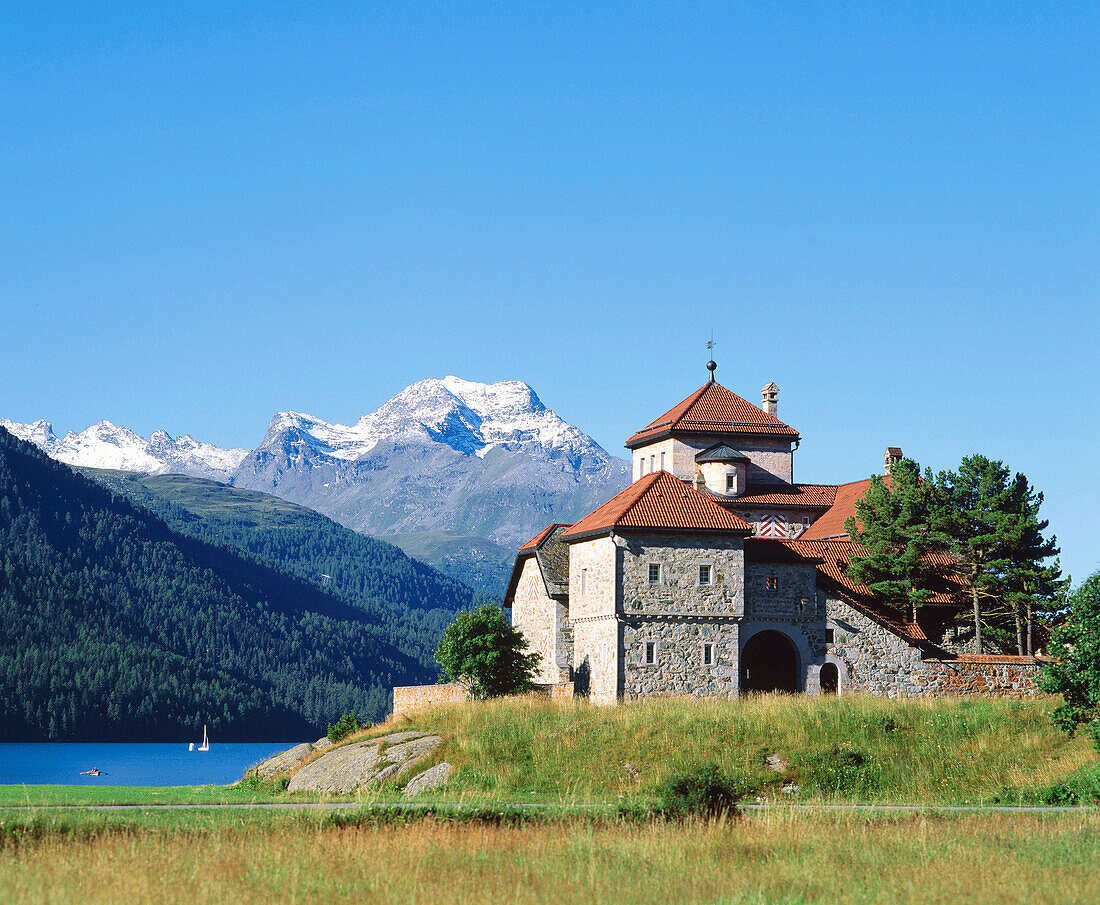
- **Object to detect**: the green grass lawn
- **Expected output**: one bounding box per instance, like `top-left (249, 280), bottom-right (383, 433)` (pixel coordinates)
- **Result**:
top-left (368, 693), bottom-right (1100, 806)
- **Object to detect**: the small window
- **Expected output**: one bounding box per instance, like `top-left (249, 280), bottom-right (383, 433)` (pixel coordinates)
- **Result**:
top-left (650, 454), bottom-right (655, 472)
top-left (702, 642), bottom-right (715, 666)
top-left (726, 474), bottom-right (735, 493)
top-left (660, 451), bottom-right (666, 471)
top-left (648, 563), bottom-right (661, 584)
top-left (698, 564), bottom-right (712, 585)
top-left (765, 576), bottom-right (778, 591)
top-left (580, 568), bottom-right (587, 595)
top-left (825, 629), bottom-right (835, 644)
top-left (645, 641), bottom-right (657, 664)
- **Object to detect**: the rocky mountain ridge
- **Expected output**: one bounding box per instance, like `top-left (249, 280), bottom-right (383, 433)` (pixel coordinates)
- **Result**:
top-left (3, 376), bottom-right (631, 559)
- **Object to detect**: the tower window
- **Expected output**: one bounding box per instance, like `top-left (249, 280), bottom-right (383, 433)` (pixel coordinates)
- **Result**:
top-left (699, 564), bottom-right (712, 585)
top-left (765, 576), bottom-right (778, 591)
top-left (580, 568), bottom-right (587, 595)
top-left (645, 641), bottom-right (657, 664)
top-left (703, 642), bottom-right (715, 666)
top-left (650, 454), bottom-right (655, 472)
top-left (660, 451), bottom-right (666, 471)
top-left (648, 563), bottom-right (661, 584)
top-left (726, 474), bottom-right (735, 493)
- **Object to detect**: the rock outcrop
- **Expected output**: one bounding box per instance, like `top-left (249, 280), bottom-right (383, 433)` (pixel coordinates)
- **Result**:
top-left (248, 742), bottom-right (315, 777)
top-left (285, 731), bottom-right (442, 794)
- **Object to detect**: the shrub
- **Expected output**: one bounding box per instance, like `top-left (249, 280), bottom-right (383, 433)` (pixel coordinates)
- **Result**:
top-left (652, 763), bottom-right (748, 819)
top-left (327, 711), bottom-right (363, 744)
top-left (793, 745), bottom-right (883, 797)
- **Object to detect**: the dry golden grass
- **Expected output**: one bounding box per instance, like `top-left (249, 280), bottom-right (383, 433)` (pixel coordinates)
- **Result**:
top-left (3, 811), bottom-right (1098, 905)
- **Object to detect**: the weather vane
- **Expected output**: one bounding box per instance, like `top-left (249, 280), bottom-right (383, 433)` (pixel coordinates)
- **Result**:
top-left (706, 335), bottom-right (717, 382)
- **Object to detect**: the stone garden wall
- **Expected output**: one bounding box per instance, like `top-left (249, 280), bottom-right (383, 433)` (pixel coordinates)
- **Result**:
top-left (391, 683), bottom-right (470, 718)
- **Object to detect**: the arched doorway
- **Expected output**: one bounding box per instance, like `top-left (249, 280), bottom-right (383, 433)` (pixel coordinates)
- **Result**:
top-left (820, 662), bottom-right (839, 695)
top-left (741, 630), bottom-right (799, 693)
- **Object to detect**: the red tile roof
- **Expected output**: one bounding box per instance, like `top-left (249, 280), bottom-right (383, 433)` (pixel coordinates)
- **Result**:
top-left (798, 478), bottom-right (874, 539)
top-left (561, 471), bottom-right (753, 541)
top-left (727, 483), bottom-right (838, 510)
top-left (626, 381), bottom-right (800, 448)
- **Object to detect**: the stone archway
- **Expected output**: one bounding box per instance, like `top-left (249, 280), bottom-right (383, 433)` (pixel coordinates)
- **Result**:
top-left (820, 662), bottom-right (839, 695)
top-left (741, 630), bottom-right (799, 693)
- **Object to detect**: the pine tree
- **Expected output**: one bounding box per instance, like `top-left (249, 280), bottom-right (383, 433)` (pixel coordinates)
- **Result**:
top-left (936, 455), bottom-right (1060, 654)
top-left (844, 458), bottom-right (947, 623)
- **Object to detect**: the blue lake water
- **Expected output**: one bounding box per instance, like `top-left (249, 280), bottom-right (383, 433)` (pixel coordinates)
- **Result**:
top-left (0, 742), bottom-right (296, 786)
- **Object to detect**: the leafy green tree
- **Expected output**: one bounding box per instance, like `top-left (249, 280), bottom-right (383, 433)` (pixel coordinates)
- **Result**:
top-left (937, 456), bottom-right (1060, 653)
top-left (1039, 571), bottom-right (1100, 752)
top-left (844, 458), bottom-right (948, 623)
top-left (435, 604), bottom-right (540, 699)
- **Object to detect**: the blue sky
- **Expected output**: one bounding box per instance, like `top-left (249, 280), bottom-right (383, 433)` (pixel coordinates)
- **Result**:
top-left (3, 2), bottom-right (1097, 581)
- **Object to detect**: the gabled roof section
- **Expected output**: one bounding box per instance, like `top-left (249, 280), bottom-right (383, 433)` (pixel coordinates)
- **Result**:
top-left (504, 523), bottom-right (571, 606)
top-left (799, 477), bottom-right (877, 539)
top-left (626, 381), bottom-right (800, 448)
top-left (726, 483), bottom-right (838, 510)
top-left (561, 471), bottom-right (753, 541)
top-left (695, 443), bottom-right (750, 464)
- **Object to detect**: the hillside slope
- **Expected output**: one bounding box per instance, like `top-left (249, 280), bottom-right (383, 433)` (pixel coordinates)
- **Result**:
top-left (83, 471), bottom-right (491, 635)
top-left (0, 428), bottom-right (443, 741)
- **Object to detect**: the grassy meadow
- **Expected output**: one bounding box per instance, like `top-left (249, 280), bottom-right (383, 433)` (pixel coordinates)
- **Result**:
top-left (1, 808), bottom-right (1098, 905)
top-left (358, 694), bottom-right (1100, 806)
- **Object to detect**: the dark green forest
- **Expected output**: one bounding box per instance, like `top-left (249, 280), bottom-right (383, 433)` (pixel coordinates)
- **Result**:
top-left (0, 429), bottom-right (483, 742)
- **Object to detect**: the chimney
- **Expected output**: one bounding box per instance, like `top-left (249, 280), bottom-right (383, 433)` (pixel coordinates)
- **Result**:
top-left (884, 447), bottom-right (903, 476)
top-left (761, 382), bottom-right (779, 417)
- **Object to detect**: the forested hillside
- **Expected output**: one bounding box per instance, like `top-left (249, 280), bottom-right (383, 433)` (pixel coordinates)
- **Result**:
top-left (83, 471), bottom-right (492, 643)
top-left (0, 428), bottom-right (454, 741)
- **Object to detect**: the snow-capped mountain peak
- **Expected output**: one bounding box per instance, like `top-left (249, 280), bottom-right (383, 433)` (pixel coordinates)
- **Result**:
top-left (260, 376), bottom-right (607, 464)
top-left (0, 417), bottom-right (248, 480)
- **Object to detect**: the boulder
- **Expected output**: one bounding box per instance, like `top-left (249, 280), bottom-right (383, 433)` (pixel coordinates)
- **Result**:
top-left (403, 762), bottom-right (453, 798)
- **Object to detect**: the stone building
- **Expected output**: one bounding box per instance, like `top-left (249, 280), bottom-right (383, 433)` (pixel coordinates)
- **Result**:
top-left (504, 369), bottom-right (1043, 701)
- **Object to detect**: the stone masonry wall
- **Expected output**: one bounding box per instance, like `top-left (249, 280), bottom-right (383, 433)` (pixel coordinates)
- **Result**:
top-left (568, 536), bottom-right (617, 620)
top-left (621, 617), bottom-right (739, 700)
top-left (619, 532), bottom-right (744, 617)
top-left (510, 557), bottom-right (570, 685)
top-left (392, 683), bottom-right (470, 718)
top-left (571, 615), bottom-right (620, 705)
top-left (914, 659), bottom-right (1043, 697)
top-left (825, 598), bottom-right (1044, 697)
top-left (745, 563), bottom-right (818, 619)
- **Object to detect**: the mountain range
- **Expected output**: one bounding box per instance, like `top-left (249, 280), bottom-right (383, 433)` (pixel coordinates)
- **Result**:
top-left (2, 377), bottom-right (632, 592)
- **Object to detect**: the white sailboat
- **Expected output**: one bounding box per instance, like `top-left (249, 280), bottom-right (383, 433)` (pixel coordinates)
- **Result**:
top-left (197, 724), bottom-right (210, 752)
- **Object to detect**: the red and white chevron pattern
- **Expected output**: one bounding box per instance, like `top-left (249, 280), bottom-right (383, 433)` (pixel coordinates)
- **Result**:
top-left (757, 513), bottom-right (788, 538)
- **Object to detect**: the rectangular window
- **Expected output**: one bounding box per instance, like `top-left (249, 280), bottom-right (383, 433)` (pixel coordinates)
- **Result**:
top-left (765, 576), bottom-right (778, 591)
top-left (650, 454), bottom-right (655, 472)
top-left (702, 642), bottom-right (714, 666)
top-left (580, 568), bottom-right (587, 595)
top-left (660, 451), bottom-right (666, 471)
top-left (826, 629), bottom-right (835, 644)
top-left (648, 563), bottom-right (661, 584)
top-left (698, 564), bottom-right (712, 585)
top-left (645, 641), bottom-right (657, 665)
top-left (726, 474), bottom-right (735, 493)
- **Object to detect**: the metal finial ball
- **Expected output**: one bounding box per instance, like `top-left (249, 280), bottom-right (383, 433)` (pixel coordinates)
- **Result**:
top-left (706, 359), bottom-right (717, 373)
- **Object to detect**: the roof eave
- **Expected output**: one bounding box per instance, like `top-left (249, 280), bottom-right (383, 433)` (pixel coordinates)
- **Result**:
top-left (625, 427), bottom-right (801, 450)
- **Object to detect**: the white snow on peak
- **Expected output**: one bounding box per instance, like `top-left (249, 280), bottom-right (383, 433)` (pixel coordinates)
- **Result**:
top-left (0, 416), bottom-right (248, 478)
top-left (264, 376), bottom-right (609, 463)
